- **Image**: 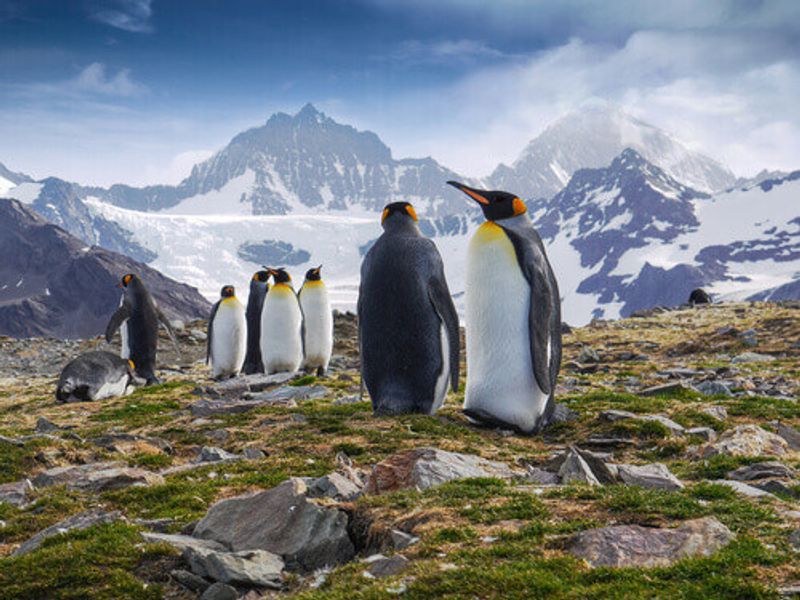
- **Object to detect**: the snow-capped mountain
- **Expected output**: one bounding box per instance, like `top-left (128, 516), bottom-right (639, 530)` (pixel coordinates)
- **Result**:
top-left (0, 162), bottom-right (33, 196)
top-left (488, 104), bottom-right (736, 200)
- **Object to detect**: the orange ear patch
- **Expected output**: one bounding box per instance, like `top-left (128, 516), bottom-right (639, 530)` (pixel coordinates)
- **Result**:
top-left (381, 208), bottom-right (390, 223)
top-left (405, 204), bottom-right (418, 221)
top-left (512, 197), bottom-right (527, 216)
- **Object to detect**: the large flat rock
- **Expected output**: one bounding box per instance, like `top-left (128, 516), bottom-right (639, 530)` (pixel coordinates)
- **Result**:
top-left (698, 425), bottom-right (789, 458)
top-left (13, 510), bottom-right (122, 556)
top-left (32, 462), bottom-right (164, 492)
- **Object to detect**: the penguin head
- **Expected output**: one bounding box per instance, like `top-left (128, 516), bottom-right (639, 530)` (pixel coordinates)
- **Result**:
top-left (269, 268), bottom-right (292, 284)
top-left (120, 273), bottom-right (137, 288)
top-left (220, 285), bottom-right (235, 298)
top-left (380, 202), bottom-right (418, 230)
top-left (447, 181), bottom-right (527, 221)
top-left (305, 265), bottom-right (323, 281)
top-left (252, 270), bottom-right (271, 285)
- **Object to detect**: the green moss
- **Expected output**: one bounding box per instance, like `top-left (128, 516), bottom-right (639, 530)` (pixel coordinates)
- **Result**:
top-left (91, 397), bottom-right (182, 428)
top-left (127, 452), bottom-right (173, 469)
top-left (727, 396), bottom-right (800, 419)
top-left (290, 375), bottom-right (317, 386)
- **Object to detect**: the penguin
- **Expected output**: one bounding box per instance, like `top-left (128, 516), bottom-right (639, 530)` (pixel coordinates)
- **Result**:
top-left (260, 268), bottom-right (303, 374)
top-left (447, 181), bottom-right (562, 434)
top-left (207, 285), bottom-right (247, 380)
top-left (242, 269), bottom-right (271, 374)
top-left (358, 202), bottom-right (460, 415)
top-left (56, 351), bottom-right (139, 403)
top-left (298, 265), bottom-right (333, 377)
top-left (689, 288), bottom-right (711, 305)
top-left (105, 273), bottom-right (178, 385)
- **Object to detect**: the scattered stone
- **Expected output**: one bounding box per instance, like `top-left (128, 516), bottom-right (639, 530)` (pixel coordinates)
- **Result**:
top-left (755, 480), bottom-right (800, 499)
top-left (711, 480), bottom-right (777, 499)
top-left (170, 569), bottom-right (211, 593)
top-left (617, 463), bottom-right (684, 491)
top-left (577, 348), bottom-right (601, 364)
top-left (640, 382), bottom-right (697, 397)
top-left (599, 409), bottom-right (637, 422)
top-left (696, 381), bottom-right (733, 397)
top-left (584, 434), bottom-right (637, 449)
top-left (202, 372), bottom-right (296, 398)
top-left (184, 546), bottom-right (284, 588)
top-left (389, 530), bottom-right (419, 550)
top-left (35, 417), bottom-right (61, 433)
top-left (771, 421), bottom-right (800, 451)
top-left (549, 402), bottom-right (579, 424)
top-left (13, 510), bottom-right (121, 556)
top-left (244, 384), bottom-right (328, 404)
top-left (638, 414), bottom-right (685, 435)
top-left (558, 448), bottom-right (600, 486)
top-left (197, 446), bottom-right (241, 463)
top-left (133, 517), bottom-right (175, 532)
top-left (731, 352), bottom-right (776, 364)
top-left (141, 532), bottom-right (228, 552)
top-left (364, 447), bottom-right (516, 494)
top-left (363, 554), bottom-right (410, 578)
top-left (789, 529), bottom-right (800, 551)
top-left (524, 466), bottom-right (560, 485)
top-left (32, 462), bottom-right (164, 492)
top-left (191, 397), bottom-right (296, 416)
top-left (200, 582), bottom-right (238, 600)
top-left (193, 478), bottom-right (354, 573)
top-left (0, 479), bottom-right (33, 507)
top-left (568, 517), bottom-right (734, 568)
top-left (0, 434), bottom-right (24, 447)
top-left (727, 462), bottom-right (795, 481)
top-left (777, 584), bottom-right (800, 598)
top-left (698, 425), bottom-right (789, 458)
top-left (307, 471), bottom-right (364, 501)
top-left (700, 405), bottom-right (728, 421)
top-left (686, 427), bottom-right (717, 441)
top-left (242, 448), bottom-right (266, 460)
top-left (90, 433), bottom-right (173, 455)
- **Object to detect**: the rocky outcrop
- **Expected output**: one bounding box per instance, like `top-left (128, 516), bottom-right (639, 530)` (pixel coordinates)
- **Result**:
top-left (698, 425), bottom-right (789, 458)
top-left (13, 510), bottom-right (122, 556)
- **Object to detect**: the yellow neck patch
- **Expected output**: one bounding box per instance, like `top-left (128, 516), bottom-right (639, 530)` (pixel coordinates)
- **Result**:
top-left (221, 296), bottom-right (238, 304)
top-left (304, 280), bottom-right (325, 289)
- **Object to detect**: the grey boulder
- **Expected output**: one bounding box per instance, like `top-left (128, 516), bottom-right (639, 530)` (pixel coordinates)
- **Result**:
top-left (13, 510), bottom-right (121, 556)
top-left (183, 546), bottom-right (284, 588)
top-left (617, 463), bottom-right (684, 491)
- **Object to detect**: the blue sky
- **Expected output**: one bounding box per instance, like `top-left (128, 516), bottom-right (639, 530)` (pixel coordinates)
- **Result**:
top-left (1, 0), bottom-right (799, 185)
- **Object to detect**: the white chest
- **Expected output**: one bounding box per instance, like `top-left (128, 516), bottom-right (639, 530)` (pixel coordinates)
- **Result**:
top-left (211, 300), bottom-right (246, 377)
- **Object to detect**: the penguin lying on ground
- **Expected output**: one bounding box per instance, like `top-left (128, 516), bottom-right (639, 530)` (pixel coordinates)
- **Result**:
top-left (260, 268), bottom-right (304, 374)
top-left (105, 273), bottom-right (179, 385)
top-left (299, 265), bottom-right (333, 377)
top-left (56, 351), bottom-right (139, 403)
top-left (242, 269), bottom-right (271, 374)
top-left (448, 181), bottom-right (562, 434)
top-left (358, 202), bottom-right (460, 415)
top-left (207, 285), bottom-right (247, 380)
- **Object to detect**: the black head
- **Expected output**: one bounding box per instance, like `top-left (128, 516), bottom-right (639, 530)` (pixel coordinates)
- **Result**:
top-left (220, 285), bottom-right (235, 298)
top-left (380, 202), bottom-right (418, 229)
top-left (252, 269), bottom-right (271, 284)
top-left (447, 181), bottom-right (527, 221)
top-left (305, 265), bottom-right (323, 281)
top-left (269, 268), bottom-right (292, 284)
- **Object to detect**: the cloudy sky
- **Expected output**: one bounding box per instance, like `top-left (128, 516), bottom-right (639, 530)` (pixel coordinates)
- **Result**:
top-left (1, 0), bottom-right (798, 186)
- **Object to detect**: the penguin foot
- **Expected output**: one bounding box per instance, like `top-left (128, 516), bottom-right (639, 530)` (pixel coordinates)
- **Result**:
top-left (315, 367), bottom-right (326, 378)
top-left (462, 408), bottom-right (536, 436)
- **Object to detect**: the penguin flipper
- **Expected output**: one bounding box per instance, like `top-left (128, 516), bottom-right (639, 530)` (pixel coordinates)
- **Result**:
top-left (428, 272), bottom-right (460, 393)
top-left (501, 226), bottom-right (558, 396)
top-left (157, 308), bottom-right (182, 359)
top-left (105, 304), bottom-right (131, 343)
top-left (206, 301), bottom-right (220, 366)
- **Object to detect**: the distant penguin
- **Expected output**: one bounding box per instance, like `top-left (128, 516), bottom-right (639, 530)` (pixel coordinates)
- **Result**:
top-left (448, 181), bottom-right (562, 434)
top-left (207, 285), bottom-right (247, 380)
top-left (242, 269), bottom-right (271, 374)
top-left (358, 202), bottom-right (460, 415)
top-left (689, 288), bottom-right (711, 305)
top-left (298, 265), bottom-right (333, 376)
top-left (260, 268), bottom-right (303, 374)
top-left (56, 351), bottom-right (138, 403)
top-left (105, 273), bottom-right (178, 385)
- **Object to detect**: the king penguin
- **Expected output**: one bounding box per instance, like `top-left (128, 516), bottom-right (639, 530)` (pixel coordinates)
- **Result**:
top-left (447, 181), bottom-right (562, 434)
top-left (298, 265), bottom-right (333, 376)
top-left (105, 273), bottom-right (179, 385)
top-left (207, 285), bottom-right (247, 379)
top-left (260, 268), bottom-right (303, 374)
top-left (242, 269), bottom-right (271, 374)
top-left (358, 202), bottom-right (460, 415)
top-left (56, 351), bottom-right (138, 403)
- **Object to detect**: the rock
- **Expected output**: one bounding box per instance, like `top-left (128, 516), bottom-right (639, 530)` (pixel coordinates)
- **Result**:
top-left (711, 480), bottom-right (777, 498)
top-left (577, 348), bottom-right (601, 364)
top-left (363, 554), bottom-right (410, 578)
top-left (244, 385), bottom-right (328, 403)
top-left (191, 397), bottom-right (296, 416)
top-left (686, 427), bottom-right (717, 441)
top-left (755, 480), bottom-right (800, 499)
top-left (13, 510), bottom-right (121, 556)
top-left (308, 471), bottom-right (363, 501)
top-left (0, 434), bottom-right (24, 447)
top-left (364, 448), bottom-right (516, 494)
top-left (202, 372), bottom-right (295, 398)
top-left (134, 517), bottom-right (175, 532)
top-left (638, 414), bottom-right (685, 435)
top-left (727, 462), bottom-right (795, 481)
top-left (599, 409), bottom-right (637, 422)
top-left (549, 402), bottom-right (579, 424)
top-left (90, 433), bottom-right (173, 455)
top-left (184, 546), bottom-right (284, 588)
top-left (696, 381), bottom-right (733, 397)
top-left (568, 517), bottom-right (734, 568)
top-left (700, 405), bottom-right (728, 421)
top-left (35, 417), bottom-right (61, 433)
top-left (170, 569), bottom-right (211, 593)
top-left (789, 529), bottom-right (800, 550)
top-left (524, 466), bottom-right (561, 485)
top-left (732, 352), bottom-right (776, 363)
top-left (243, 448), bottom-right (266, 460)
top-left (640, 382), bottom-right (698, 397)
top-left (617, 463), bottom-right (684, 491)
top-left (32, 462), bottom-right (164, 492)
top-left (197, 447), bottom-right (241, 463)
top-left (193, 478), bottom-right (354, 573)
top-left (200, 582), bottom-right (238, 600)
top-left (141, 532), bottom-right (228, 552)
top-left (558, 449), bottom-right (600, 486)
top-left (389, 530), bottom-right (419, 550)
top-left (771, 421), bottom-right (800, 451)
top-left (0, 479), bottom-right (34, 507)
top-left (698, 425), bottom-right (789, 458)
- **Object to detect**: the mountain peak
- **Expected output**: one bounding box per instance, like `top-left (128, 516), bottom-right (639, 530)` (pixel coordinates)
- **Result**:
top-left (295, 102), bottom-right (326, 123)
top-left (613, 147), bottom-right (648, 168)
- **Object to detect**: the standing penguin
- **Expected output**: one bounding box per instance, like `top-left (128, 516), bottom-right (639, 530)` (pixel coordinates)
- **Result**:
top-left (447, 181), bottom-right (561, 434)
top-left (207, 285), bottom-right (247, 380)
top-left (105, 274), bottom-right (178, 385)
top-left (298, 265), bottom-right (333, 376)
top-left (358, 202), bottom-right (460, 415)
top-left (260, 268), bottom-right (303, 374)
top-left (242, 269), bottom-right (271, 374)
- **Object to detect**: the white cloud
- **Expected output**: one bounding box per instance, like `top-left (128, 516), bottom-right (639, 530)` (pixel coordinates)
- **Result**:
top-left (390, 39), bottom-right (512, 65)
top-left (72, 62), bottom-right (145, 96)
top-left (89, 0), bottom-right (154, 33)
top-left (143, 149), bottom-right (215, 185)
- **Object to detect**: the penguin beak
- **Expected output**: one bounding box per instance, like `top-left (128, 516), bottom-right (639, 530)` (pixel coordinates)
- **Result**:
top-left (447, 180), bottom-right (490, 205)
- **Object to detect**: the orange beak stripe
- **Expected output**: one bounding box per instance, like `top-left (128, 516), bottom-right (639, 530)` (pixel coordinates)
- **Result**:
top-left (462, 187), bottom-right (490, 205)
